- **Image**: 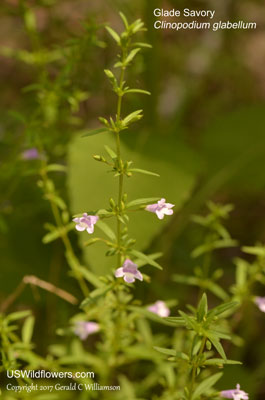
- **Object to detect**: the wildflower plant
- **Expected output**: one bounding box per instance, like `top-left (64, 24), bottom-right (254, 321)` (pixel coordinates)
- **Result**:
top-left (77, 13), bottom-right (170, 293)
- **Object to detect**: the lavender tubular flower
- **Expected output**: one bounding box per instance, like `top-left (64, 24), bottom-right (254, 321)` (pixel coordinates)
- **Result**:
top-left (220, 384), bottom-right (249, 400)
top-left (254, 296), bottom-right (265, 312)
top-left (115, 259), bottom-right (143, 283)
top-left (73, 213), bottom-right (99, 234)
top-left (21, 147), bottom-right (42, 160)
top-left (148, 301), bottom-right (170, 317)
top-left (145, 198), bottom-right (174, 220)
top-left (74, 321), bottom-right (99, 340)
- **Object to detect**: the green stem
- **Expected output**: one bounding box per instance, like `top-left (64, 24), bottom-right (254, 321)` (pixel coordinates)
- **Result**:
top-left (199, 234), bottom-right (214, 299)
top-left (115, 63), bottom-right (126, 269)
top-left (40, 164), bottom-right (89, 297)
top-left (189, 336), bottom-right (207, 400)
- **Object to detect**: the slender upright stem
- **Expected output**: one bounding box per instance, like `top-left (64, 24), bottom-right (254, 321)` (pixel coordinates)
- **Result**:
top-left (189, 336), bottom-right (207, 400)
top-left (40, 164), bottom-right (89, 297)
top-left (115, 63), bottom-right (126, 269)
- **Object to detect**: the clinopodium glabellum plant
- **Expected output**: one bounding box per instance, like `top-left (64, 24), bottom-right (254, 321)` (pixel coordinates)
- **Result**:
top-left (74, 12), bottom-right (174, 285)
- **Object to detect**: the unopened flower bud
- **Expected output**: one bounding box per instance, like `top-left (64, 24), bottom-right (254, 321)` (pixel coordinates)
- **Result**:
top-left (104, 69), bottom-right (115, 80)
top-left (122, 193), bottom-right (127, 203)
top-left (109, 198), bottom-right (116, 208)
top-left (93, 155), bottom-right (102, 161)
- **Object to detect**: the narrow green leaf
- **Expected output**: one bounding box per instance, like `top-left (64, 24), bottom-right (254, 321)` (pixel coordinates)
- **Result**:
top-left (104, 69), bottom-right (115, 80)
top-left (131, 19), bottom-right (145, 34)
top-left (46, 164), bottom-right (67, 173)
top-left (105, 26), bottom-right (120, 44)
top-left (6, 310), bottom-right (31, 322)
top-left (130, 249), bottom-right (162, 270)
top-left (207, 333), bottom-right (226, 360)
top-left (96, 220), bottom-right (116, 241)
top-left (242, 245), bottom-right (265, 257)
top-left (127, 197), bottom-right (160, 208)
top-left (83, 237), bottom-right (104, 246)
top-left (114, 61), bottom-right (123, 68)
top-left (51, 196), bottom-right (66, 210)
top-left (204, 358), bottom-right (241, 366)
top-left (125, 89), bottom-right (151, 95)
top-left (191, 372), bottom-right (223, 400)
top-left (81, 128), bottom-right (109, 137)
top-left (133, 42), bottom-right (152, 48)
top-left (119, 12), bottom-right (129, 29)
top-left (178, 311), bottom-right (199, 331)
top-left (136, 252), bottom-right (162, 267)
top-left (42, 229), bottom-right (60, 244)
top-left (124, 48), bottom-right (141, 65)
top-left (192, 239), bottom-right (238, 258)
top-left (197, 293), bottom-right (208, 322)
top-left (164, 317), bottom-right (186, 327)
top-left (236, 259), bottom-right (248, 286)
top-left (208, 329), bottom-right (231, 340)
top-left (173, 275), bottom-right (200, 286)
top-left (129, 168), bottom-right (159, 177)
top-left (153, 347), bottom-right (176, 357)
top-left (123, 110), bottom-right (143, 125)
top-left (104, 145), bottom-right (117, 160)
top-left (208, 282), bottom-right (229, 301)
top-left (22, 316), bottom-right (35, 344)
top-left (207, 301), bottom-right (238, 320)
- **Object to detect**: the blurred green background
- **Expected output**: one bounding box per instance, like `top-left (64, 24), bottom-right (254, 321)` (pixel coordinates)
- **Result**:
top-left (1, 0), bottom-right (265, 398)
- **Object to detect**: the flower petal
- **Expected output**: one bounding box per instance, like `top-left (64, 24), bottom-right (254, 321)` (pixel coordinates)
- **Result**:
top-left (90, 215), bottom-right (99, 224)
top-left (75, 224), bottom-right (86, 231)
top-left (135, 270), bottom-right (143, 281)
top-left (163, 208), bottom-right (174, 216)
top-left (158, 198), bottom-right (166, 205)
top-left (145, 204), bottom-right (158, 213)
top-left (165, 203), bottom-right (175, 209)
top-left (86, 225), bottom-right (94, 234)
top-left (156, 210), bottom-right (165, 219)
top-left (124, 274), bottom-right (135, 283)
top-left (115, 267), bottom-right (125, 278)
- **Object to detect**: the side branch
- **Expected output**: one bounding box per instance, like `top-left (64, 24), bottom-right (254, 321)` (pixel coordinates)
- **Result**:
top-left (1, 275), bottom-right (78, 312)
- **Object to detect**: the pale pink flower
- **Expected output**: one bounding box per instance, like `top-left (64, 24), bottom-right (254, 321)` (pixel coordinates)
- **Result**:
top-left (148, 301), bottom-right (170, 317)
top-left (73, 213), bottom-right (99, 234)
top-left (221, 384), bottom-right (249, 399)
top-left (255, 296), bottom-right (265, 312)
top-left (74, 321), bottom-right (99, 340)
top-left (21, 148), bottom-right (42, 160)
top-left (145, 198), bottom-right (174, 220)
top-left (115, 259), bottom-right (143, 283)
